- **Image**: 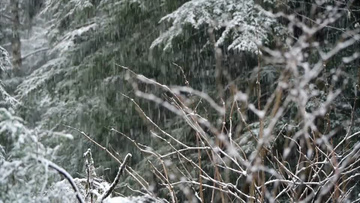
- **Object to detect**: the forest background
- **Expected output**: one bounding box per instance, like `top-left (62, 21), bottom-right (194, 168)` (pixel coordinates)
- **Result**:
top-left (0, 0), bottom-right (360, 202)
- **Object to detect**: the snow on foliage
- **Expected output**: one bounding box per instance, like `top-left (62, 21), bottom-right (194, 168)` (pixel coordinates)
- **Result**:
top-left (42, 0), bottom-right (94, 28)
top-left (0, 107), bottom-right (57, 202)
top-left (151, 0), bottom-right (278, 52)
top-left (44, 174), bottom-right (164, 203)
top-left (0, 46), bottom-right (19, 106)
top-left (103, 195), bottom-right (165, 203)
top-left (0, 46), bottom-right (12, 72)
top-left (50, 23), bottom-right (97, 57)
top-left (45, 178), bottom-right (87, 203)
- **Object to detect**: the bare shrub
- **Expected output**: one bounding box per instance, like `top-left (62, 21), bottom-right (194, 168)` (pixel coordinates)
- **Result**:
top-left (111, 2), bottom-right (360, 202)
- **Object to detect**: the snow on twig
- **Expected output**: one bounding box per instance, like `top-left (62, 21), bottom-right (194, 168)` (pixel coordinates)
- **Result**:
top-left (37, 158), bottom-right (85, 203)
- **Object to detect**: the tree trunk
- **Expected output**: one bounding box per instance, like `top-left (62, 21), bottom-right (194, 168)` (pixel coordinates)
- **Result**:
top-left (10, 0), bottom-right (22, 76)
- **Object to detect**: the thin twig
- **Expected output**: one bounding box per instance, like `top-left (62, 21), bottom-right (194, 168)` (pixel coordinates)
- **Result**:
top-left (37, 158), bottom-right (85, 203)
top-left (99, 153), bottom-right (132, 202)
